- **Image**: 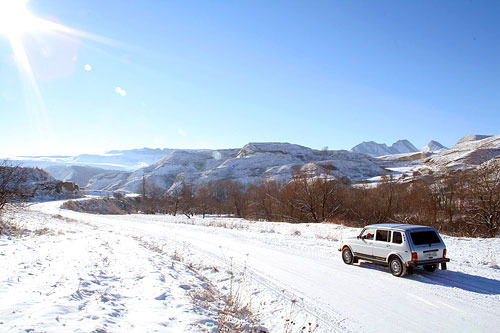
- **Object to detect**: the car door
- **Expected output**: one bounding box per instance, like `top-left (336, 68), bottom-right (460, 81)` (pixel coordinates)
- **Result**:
top-left (353, 228), bottom-right (376, 258)
top-left (389, 230), bottom-right (406, 259)
top-left (372, 229), bottom-right (391, 261)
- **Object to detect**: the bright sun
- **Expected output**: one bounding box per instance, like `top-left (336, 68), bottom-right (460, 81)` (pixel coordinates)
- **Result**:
top-left (0, 0), bottom-right (37, 37)
top-left (0, 0), bottom-right (117, 144)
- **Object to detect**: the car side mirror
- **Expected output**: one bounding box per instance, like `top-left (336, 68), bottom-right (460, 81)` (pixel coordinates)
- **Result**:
top-left (357, 235), bottom-right (360, 239)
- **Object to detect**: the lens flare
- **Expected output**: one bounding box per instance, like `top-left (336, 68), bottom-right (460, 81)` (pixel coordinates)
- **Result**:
top-left (0, 0), bottom-right (124, 141)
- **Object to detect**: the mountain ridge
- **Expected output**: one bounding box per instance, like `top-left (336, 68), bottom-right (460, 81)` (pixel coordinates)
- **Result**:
top-left (351, 139), bottom-right (419, 156)
top-left (7, 135), bottom-right (499, 194)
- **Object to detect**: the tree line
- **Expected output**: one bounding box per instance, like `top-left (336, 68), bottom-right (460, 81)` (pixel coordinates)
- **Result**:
top-left (2, 159), bottom-right (499, 238)
top-left (139, 160), bottom-right (500, 237)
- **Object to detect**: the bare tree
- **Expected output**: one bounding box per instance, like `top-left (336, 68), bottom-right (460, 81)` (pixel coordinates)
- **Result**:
top-left (165, 186), bottom-right (182, 216)
top-left (179, 183), bottom-right (195, 217)
top-left (246, 181), bottom-right (280, 221)
top-left (195, 186), bottom-right (214, 218)
top-left (289, 172), bottom-right (343, 223)
top-left (223, 179), bottom-right (246, 218)
top-left (0, 160), bottom-right (24, 213)
top-left (464, 159), bottom-right (500, 237)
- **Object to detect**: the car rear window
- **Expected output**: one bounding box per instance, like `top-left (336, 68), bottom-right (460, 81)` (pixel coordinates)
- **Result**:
top-left (392, 231), bottom-right (402, 244)
top-left (410, 230), bottom-right (441, 245)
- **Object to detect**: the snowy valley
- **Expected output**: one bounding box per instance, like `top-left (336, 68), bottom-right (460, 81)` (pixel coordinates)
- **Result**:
top-left (1, 0), bottom-right (498, 331)
top-left (1, 134), bottom-right (500, 332)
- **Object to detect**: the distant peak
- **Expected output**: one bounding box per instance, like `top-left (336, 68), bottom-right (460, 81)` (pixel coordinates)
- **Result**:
top-left (421, 140), bottom-right (448, 153)
top-left (351, 139), bottom-right (417, 156)
top-left (390, 140), bottom-right (418, 153)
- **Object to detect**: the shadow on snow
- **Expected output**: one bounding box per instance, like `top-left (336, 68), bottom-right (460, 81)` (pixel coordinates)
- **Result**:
top-left (356, 262), bottom-right (500, 295)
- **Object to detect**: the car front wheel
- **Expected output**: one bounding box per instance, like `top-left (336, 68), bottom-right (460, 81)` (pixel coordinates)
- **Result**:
top-left (342, 247), bottom-right (354, 265)
top-left (389, 257), bottom-right (405, 277)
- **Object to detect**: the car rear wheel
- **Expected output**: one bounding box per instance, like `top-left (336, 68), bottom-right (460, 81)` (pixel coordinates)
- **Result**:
top-left (389, 257), bottom-right (404, 277)
top-left (424, 264), bottom-right (437, 272)
top-left (342, 247), bottom-right (354, 265)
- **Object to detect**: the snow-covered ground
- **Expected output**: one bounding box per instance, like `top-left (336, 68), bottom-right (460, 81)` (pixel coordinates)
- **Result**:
top-left (1, 201), bottom-right (500, 332)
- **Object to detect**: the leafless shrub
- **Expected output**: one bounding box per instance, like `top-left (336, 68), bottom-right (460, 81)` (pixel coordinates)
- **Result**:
top-left (282, 298), bottom-right (319, 333)
top-left (190, 261), bottom-right (264, 333)
top-left (0, 161), bottom-right (24, 215)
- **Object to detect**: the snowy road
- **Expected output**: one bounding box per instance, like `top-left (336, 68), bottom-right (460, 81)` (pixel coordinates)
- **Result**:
top-left (3, 201), bottom-right (500, 332)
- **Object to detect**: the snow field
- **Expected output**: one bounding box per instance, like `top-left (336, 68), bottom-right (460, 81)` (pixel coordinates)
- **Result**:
top-left (0, 208), bottom-right (257, 332)
top-left (2, 201), bottom-right (500, 332)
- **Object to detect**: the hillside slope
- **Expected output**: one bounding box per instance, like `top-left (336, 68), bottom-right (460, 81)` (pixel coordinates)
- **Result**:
top-left (87, 143), bottom-right (386, 193)
top-left (419, 134), bottom-right (500, 171)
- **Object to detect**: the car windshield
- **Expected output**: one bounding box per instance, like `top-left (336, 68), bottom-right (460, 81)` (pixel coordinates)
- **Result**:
top-left (410, 230), bottom-right (441, 245)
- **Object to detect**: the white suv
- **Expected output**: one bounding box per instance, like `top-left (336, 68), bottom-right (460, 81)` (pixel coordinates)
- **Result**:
top-left (339, 224), bottom-right (450, 277)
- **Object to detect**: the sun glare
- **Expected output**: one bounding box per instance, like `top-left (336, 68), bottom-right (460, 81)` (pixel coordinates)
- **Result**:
top-left (0, 0), bottom-right (124, 141)
top-left (0, 0), bottom-right (36, 37)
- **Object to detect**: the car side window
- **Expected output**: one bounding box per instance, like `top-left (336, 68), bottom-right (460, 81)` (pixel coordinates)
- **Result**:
top-left (392, 231), bottom-right (403, 244)
top-left (360, 228), bottom-right (375, 240)
top-left (375, 229), bottom-right (389, 242)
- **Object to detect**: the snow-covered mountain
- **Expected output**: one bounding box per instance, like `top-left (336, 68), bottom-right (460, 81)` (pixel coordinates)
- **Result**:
top-left (419, 134), bottom-right (500, 171)
top-left (421, 140), bottom-right (448, 153)
top-left (351, 139), bottom-right (419, 156)
top-left (10, 148), bottom-right (173, 171)
top-left (87, 143), bottom-right (386, 193)
top-left (9, 135), bottom-right (500, 193)
top-left (44, 165), bottom-right (109, 187)
top-left (360, 135), bottom-right (499, 184)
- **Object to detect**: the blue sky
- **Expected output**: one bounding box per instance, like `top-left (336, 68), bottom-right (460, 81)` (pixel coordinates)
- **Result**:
top-left (1, 0), bottom-right (499, 156)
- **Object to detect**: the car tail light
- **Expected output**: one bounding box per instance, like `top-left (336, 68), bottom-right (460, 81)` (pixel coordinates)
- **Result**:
top-left (443, 249), bottom-right (447, 258)
top-left (412, 252), bottom-right (418, 261)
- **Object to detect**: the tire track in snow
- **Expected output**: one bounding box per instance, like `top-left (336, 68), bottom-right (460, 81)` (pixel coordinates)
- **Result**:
top-left (70, 216), bottom-right (357, 332)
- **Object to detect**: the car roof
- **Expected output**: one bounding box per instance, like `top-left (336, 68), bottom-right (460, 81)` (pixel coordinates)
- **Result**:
top-left (364, 223), bottom-right (434, 231)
